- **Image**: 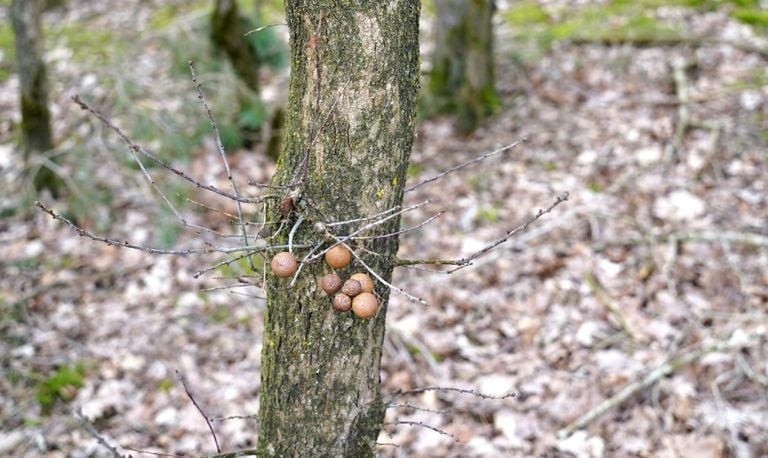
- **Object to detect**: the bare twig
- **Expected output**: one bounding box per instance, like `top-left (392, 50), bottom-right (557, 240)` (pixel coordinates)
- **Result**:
top-left (405, 139), bottom-right (526, 193)
top-left (383, 420), bottom-right (460, 443)
top-left (447, 192), bottom-right (569, 273)
top-left (74, 408), bottom-right (123, 458)
top-left (200, 283), bottom-right (261, 293)
top-left (310, 200), bottom-right (430, 262)
top-left (37, 201), bottom-right (246, 256)
top-left (288, 215), bottom-right (305, 253)
top-left (394, 258), bottom-right (462, 267)
top-left (122, 446), bottom-right (186, 457)
top-left (193, 251), bottom-right (258, 278)
top-left (389, 386), bottom-right (516, 402)
top-left (326, 205), bottom-right (401, 227)
top-left (189, 61), bottom-right (249, 255)
top-left (328, 235), bottom-right (428, 306)
top-left (72, 95), bottom-right (266, 204)
top-left (352, 211), bottom-right (445, 241)
top-left (387, 402), bottom-right (452, 415)
top-left (244, 23), bottom-right (287, 36)
top-left (202, 449), bottom-right (259, 458)
top-left (376, 442), bottom-right (400, 448)
top-left (209, 413), bottom-right (259, 422)
top-left (176, 370), bottom-right (221, 453)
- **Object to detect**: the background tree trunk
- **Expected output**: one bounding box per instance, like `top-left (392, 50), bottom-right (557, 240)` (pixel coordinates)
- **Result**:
top-left (428, 0), bottom-right (498, 134)
top-left (210, 0), bottom-right (261, 93)
top-left (256, 1), bottom-right (420, 456)
top-left (11, 0), bottom-right (62, 196)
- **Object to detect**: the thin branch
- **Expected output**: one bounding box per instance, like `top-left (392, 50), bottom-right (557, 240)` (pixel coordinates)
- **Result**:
top-left (383, 420), bottom-right (460, 443)
top-left (310, 200), bottom-right (430, 262)
top-left (376, 442), bottom-right (400, 448)
top-left (288, 215), bottom-right (305, 253)
top-left (394, 258), bottom-right (462, 267)
top-left (73, 408), bottom-right (123, 458)
top-left (447, 192), bottom-right (569, 273)
top-left (246, 178), bottom-right (288, 190)
top-left (202, 449), bottom-right (259, 458)
top-left (209, 414), bottom-right (259, 423)
top-left (244, 23), bottom-right (287, 36)
top-left (352, 211), bottom-right (445, 241)
top-left (290, 241), bottom-right (323, 287)
top-left (405, 139), bottom-right (526, 193)
top-left (387, 402), bottom-right (452, 415)
top-left (36, 201), bottom-right (267, 256)
top-left (193, 251), bottom-right (258, 279)
top-left (326, 205), bottom-right (401, 227)
top-left (389, 386), bottom-right (517, 402)
top-left (329, 235), bottom-right (428, 306)
top-left (200, 283), bottom-right (261, 293)
top-left (122, 445), bottom-right (187, 457)
top-left (72, 95), bottom-right (266, 204)
top-left (189, 61), bottom-right (249, 255)
top-left (176, 370), bottom-right (220, 454)
top-left (227, 291), bottom-right (268, 300)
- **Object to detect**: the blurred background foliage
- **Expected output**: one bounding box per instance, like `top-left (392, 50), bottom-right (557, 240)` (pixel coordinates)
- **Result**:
top-left (0, 0), bottom-right (766, 243)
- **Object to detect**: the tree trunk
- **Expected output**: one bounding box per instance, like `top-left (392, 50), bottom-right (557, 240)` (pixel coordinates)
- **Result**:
top-left (428, 0), bottom-right (498, 134)
top-left (256, 1), bottom-right (420, 456)
top-left (211, 0), bottom-right (261, 92)
top-left (11, 0), bottom-right (61, 196)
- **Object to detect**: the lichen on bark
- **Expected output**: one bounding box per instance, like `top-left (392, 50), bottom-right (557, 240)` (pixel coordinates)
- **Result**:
top-left (256, 1), bottom-right (420, 456)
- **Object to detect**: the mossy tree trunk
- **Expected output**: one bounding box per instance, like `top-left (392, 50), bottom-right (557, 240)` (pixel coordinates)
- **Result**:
top-left (256, 1), bottom-right (420, 456)
top-left (11, 0), bottom-right (62, 197)
top-left (428, 0), bottom-right (498, 134)
top-left (211, 0), bottom-right (261, 93)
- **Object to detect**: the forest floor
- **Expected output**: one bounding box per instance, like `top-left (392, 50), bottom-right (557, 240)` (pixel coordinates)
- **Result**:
top-left (1, 1), bottom-right (767, 457)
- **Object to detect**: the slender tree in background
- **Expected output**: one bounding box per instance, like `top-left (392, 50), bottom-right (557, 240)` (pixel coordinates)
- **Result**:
top-left (428, 0), bottom-right (499, 134)
top-left (256, 1), bottom-right (420, 455)
top-left (210, 0), bottom-right (287, 160)
top-left (11, 0), bottom-right (62, 197)
top-left (211, 0), bottom-right (262, 93)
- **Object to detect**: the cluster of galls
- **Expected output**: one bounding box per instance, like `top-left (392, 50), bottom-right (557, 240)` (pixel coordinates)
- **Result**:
top-left (270, 245), bottom-right (380, 319)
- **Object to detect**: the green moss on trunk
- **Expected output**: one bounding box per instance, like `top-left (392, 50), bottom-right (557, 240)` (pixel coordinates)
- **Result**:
top-left (256, 1), bottom-right (420, 456)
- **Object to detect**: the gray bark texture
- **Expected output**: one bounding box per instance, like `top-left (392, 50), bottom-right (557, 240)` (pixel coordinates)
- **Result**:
top-left (428, 0), bottom-right (498, 133)
top-left (256, 1), bottom-right (420, 456)
top-left (11, 0), bottom-right (61, 196)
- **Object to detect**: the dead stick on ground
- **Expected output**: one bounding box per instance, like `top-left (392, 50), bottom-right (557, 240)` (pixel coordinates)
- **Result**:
top-left (557, 333), bottom-right (759, 438)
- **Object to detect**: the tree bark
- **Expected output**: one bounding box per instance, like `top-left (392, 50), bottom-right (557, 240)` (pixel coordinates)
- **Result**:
top-left (256, 1), bottom-right (420, 456)
top-left (11, 0), bottom-right (61, 196)
top-left (428, 0), bottom-right (498, 134)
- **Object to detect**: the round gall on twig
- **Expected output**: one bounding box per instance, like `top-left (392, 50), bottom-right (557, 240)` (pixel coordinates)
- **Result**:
top-left (271, 252), bottom-right (298, 278)
top-left (325, 244), bottom-right (351, 269)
